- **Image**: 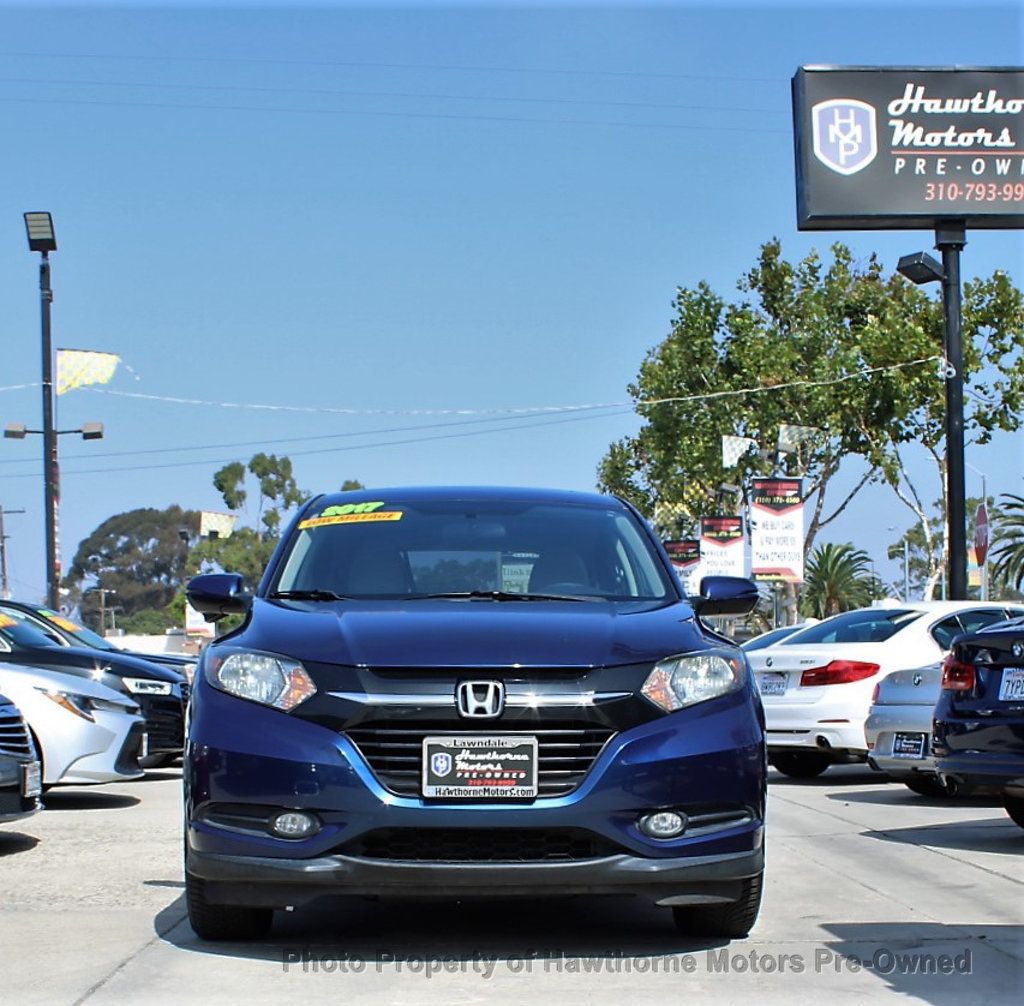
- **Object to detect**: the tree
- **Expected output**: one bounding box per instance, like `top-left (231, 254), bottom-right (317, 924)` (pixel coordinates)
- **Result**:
top-left (63, 505), bottom-right (198, 629)
top-left (212, 453), bottom-right (308, 537)
top-left (991, 493), bottom-right (1024, 592)
top-left (599, 239), bottom-right (1024, 607)
top-left (801, 543), bottom-right (877, 618)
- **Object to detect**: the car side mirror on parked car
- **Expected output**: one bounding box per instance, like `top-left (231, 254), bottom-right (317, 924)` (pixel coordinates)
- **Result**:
top-left (186, 573), bottom-right (252, 621)
top-left (690, 576), bottom-right (760, 617)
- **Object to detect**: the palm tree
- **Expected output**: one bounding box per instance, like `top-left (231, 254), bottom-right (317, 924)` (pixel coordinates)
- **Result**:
top-left (802, 543), bottom-right (876, 619)
top-left (991, 494), bottom-right (1024, 591)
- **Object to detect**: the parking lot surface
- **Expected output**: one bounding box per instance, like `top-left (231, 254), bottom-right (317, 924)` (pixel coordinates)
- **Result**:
top-left (1, 766), bottom-right (1021, 1005)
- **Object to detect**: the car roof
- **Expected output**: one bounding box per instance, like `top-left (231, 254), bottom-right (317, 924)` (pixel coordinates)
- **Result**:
top-left (307, 485), bottom-right (624, 509)
top-left (877, 600), bottom-right (1024, 615)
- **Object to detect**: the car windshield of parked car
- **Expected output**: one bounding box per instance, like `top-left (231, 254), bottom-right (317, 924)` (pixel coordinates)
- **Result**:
top-left (778, 608), bottom-right (923, 645)
top-left (274, 498), bottom-right (675, 601)
top-left (0, 612), bottom-right (65, 649)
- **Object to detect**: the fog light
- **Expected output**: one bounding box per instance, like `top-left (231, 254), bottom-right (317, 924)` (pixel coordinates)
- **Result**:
top-left (270, 811), bottom-right (320, 839)
top-left (638, 811), bottom-right (688, 839)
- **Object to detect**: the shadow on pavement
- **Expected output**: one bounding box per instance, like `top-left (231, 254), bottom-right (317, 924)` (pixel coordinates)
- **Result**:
top-left (860, 815), bottom-right (1023, 853)
top-left (42, 789), bottom-right (140, 811)
top-left (156, 892), bottom-right (731, 965)
top-left (827, 788), bottom-right (1003, 808)
top-left (769, 765), bottom-right (881, 787)
top-left (820, 921), bottom-right (1024, 1006)
top-left (0, 830), bottom-right (39, 856)
top-left (133, 770), bottom-right (182, 784)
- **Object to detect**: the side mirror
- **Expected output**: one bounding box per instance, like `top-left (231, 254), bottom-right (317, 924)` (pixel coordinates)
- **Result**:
top-left (186, 573), bottom-right (252, 621)
top-left (691, 575), bottom-right (760, 617)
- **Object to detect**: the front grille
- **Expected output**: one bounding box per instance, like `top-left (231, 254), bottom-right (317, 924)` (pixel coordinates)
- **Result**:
top-left (140, 695), bottom-right (184, 753)
top-left (345, 720), bottom-right (615, 798)
top-left (343, 827), bottom-right (621, 862)
top-left (0, 706), bottom-right (34, 758)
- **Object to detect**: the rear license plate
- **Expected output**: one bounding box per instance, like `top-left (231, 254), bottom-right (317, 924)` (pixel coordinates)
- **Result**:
top-left (21, 761), bottom-right (41, 798)
top-left (892, 732), bottom-right (927, 759)
top-left (422, 736), bottom-right (538, 799)
top-left (758, 672), bottom-right (788, 696)
top-left (998, 667), bottom-right (1024, 702)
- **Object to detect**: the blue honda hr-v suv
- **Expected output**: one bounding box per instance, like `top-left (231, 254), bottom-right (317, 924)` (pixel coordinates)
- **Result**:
top-left (184, 487), bottom-right (766, 940)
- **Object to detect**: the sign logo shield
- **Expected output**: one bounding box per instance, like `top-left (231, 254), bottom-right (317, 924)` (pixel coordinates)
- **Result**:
top-left (812, 98), bottom-right (877, 175)
top-left (431, 752), bottom-right (453, 777)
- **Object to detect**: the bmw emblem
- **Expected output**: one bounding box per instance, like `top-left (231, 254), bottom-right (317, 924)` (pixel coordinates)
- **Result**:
top-left (1013, 642), bottom-right (1024, 660)
top-left (913, 674), bottom-right (922, 687)
top-left (766, 657), bottom-right (773, 668)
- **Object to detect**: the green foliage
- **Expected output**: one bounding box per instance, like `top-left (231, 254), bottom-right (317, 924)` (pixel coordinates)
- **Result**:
top-left (212, 453), bottom-right (309, 537)
top-left (340, 479), bottom-right (366, 492)
top-left (64, 505), bottom-right (198, 624)
top-left (801, 543), bottom-right (877, 618)
top-left (598, 240), bottom-right (1024, 572)
top-left (991, 493), bottom-right (1024, 592)
top-left (120, 607), bottom-right (177, 636)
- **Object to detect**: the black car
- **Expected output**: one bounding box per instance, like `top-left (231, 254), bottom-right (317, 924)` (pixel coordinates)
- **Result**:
top-left (0, 600), bottom-right (197, 682)
top-left (0, 611), bottom-right (186, 765)
top-left (0, 691), bottom-right (41, 825)
top-left (933, 615), bottom-right (1024, 830)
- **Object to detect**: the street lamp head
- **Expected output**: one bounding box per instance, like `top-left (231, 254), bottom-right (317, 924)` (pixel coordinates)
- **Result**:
top-left (3, 423), bottom-right (27, 440)
top-left (24, 212), bottom-right (57, 253)
top-left (80, 422), bottom-right (104, 441)
top-left (897, 251), bottom-right (944, 285)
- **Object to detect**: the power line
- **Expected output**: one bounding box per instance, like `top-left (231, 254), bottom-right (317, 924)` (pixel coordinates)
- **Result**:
top-left (0, 75), bottom-right (785, 117)
top-left (0, 49), bottom-right (784, 84)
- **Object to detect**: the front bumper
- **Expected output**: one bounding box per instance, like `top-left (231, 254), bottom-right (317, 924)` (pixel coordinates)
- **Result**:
top-left (186, 844), bottom-right (764, 908)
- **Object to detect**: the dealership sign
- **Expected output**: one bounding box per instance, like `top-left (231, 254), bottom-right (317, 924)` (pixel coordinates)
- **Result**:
top-left (699, 516), bottom-right (746, 580)
top-left (750, 479), bottom-right (805, 583)
top-left (663, 539), bottom-right (702, 594)
top-left (793, 67), bottom-right (1024, 229)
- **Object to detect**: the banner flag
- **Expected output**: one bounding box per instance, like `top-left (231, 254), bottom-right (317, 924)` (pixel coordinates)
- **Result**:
top-left (777, 424), bottom-right (820, 455)
top-left (722, 435), bottom-right (757, 468)
top-left (56, 349), bottom-right (120, 395)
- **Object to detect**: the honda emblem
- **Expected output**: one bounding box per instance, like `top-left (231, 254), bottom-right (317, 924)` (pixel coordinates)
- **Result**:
top-left (456, 680), bottom-right (505, 719)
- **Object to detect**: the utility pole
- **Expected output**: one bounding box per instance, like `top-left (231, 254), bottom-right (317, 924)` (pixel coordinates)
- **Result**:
top-left (95, 587), bottom-right (116, 634)
top-left (0, 507), bottom-right (27, 600)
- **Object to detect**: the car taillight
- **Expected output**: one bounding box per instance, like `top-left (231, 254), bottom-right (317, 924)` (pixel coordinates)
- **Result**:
top-left (800, 660), bottom-right (880, 687)
top-left (941, 654), bottom-right (976, 692)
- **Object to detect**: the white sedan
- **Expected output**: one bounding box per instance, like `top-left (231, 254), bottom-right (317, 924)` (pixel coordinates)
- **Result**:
top-left (747, 600), bottom-right (1024, 778)
top-left (0, 662), bottom-right (145, 787)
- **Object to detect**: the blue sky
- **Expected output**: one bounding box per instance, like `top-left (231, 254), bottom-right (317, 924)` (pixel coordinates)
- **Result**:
top-left (0, 1), bottom-right (1022, 602)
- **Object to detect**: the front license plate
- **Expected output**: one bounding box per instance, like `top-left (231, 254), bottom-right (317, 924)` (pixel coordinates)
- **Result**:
top-left (892, 732), bottom-right (927, 759)
top-left (998, 667), bottom-right (1024, 702)
top-left (422, 736), bottom-right (538, 799)
top-left (21, 761), bottom-right (41, 798)
top-left (758, 672), bottom-right (788, 696)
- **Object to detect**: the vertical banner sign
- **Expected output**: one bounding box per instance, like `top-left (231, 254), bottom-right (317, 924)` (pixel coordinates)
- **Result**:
top-left (699, 517), bottom-right (746, 579)
top-left (750, 479), bottom-right (805, 583)
top-left (663, 539), bottom-right (702, 594)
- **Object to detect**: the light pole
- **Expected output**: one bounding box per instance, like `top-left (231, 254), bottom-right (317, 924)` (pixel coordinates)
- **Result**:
top-left (16, 214), bottom-right (105, 608)
top-left (897, 225), bottom-right (968, 600)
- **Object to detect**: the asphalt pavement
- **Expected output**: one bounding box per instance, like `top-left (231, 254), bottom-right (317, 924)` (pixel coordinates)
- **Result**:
top-left (1, 765), bottom-right (1021, 1005)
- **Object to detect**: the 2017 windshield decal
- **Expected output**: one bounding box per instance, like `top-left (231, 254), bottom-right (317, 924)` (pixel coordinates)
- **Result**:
top-left (298, 501), bottom-right (404, 529)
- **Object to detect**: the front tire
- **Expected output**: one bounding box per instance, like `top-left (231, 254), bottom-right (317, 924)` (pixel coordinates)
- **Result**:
top-left (770, 751), bottom-right (831, 779)
top-left (1005, 795), bottom-right (1024, 830)
top-left (672, 871), bottom-right (763, 939)
top-left (185, 870), bottom-right (273, 941)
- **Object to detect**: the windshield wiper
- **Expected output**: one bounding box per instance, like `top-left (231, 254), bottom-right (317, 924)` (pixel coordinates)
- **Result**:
top-left (269, 589), bottom-right (351, 601)
top-left (410, 590), bottom-right (595, 602)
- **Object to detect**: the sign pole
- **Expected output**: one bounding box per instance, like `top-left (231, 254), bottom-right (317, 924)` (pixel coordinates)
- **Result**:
top-left (936, 222), bottom-right (967, 600)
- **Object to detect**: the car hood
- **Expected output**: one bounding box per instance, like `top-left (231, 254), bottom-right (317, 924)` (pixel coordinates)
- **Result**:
top-left (0, 644), bottom-right (184, 682)
top-left (0, 661), bottom-right (137, 704)
top-left (229, 597), bottom-right (705, 668)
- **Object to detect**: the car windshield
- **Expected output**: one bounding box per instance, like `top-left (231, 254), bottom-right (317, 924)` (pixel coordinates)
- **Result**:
top-left (780, 608), bottom-right (922, 645)
top-left (273, 497), bottom-right (675, 601)
top-left (40, 611), bottom-right (116, 650)
top-left (0, 611), bottom-right (64, 649)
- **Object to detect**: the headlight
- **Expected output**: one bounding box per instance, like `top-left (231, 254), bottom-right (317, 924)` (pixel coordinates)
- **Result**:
top-left (641, 651), bottom-right (744, 713)
top-left (123, 677), bottom-right (173, 696)
top-left (205, 650), bottom-right (317, 711)
top-left (35, 688), bottom-right (96, 722)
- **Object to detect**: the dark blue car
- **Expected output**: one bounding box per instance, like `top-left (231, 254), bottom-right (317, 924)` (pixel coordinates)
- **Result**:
top-left (934, 615), bottom-right (1024, 829)
top-left (184, 487), bottom-right (765, 940)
